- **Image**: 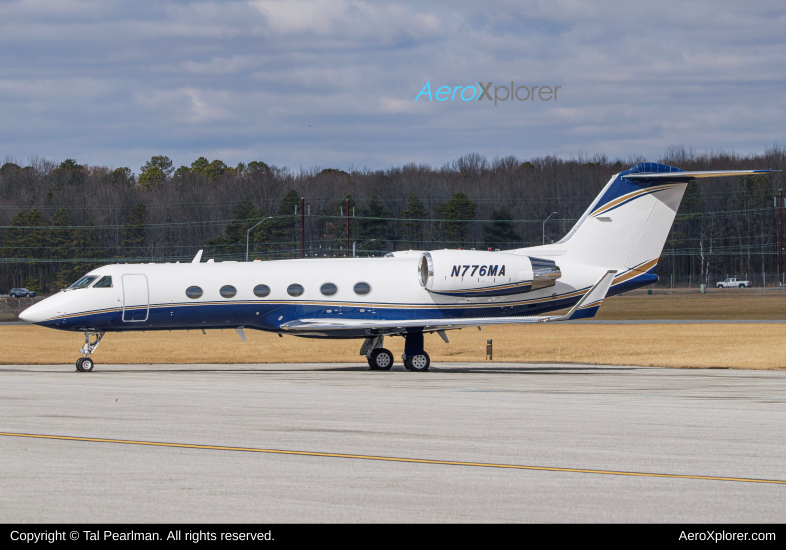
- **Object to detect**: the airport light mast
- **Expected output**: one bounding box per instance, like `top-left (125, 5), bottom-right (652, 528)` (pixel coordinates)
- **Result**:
top-left (543, 212), bottom-right (558, 246)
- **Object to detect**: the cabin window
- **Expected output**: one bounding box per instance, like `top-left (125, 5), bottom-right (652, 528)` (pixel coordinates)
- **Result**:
top-left (220, 285), bottom-right (237, 298)
top-left (253, 284), bottom-right (270, 297)
top-left (185, 286), bottom-right (203, 299)
top-left (93, 276), bottom-right (113, 288)
top-left (353, 282), bottom-right (371, 295)
top-left (287, 284), bottom-right (304, 297)
top-left (69, 275), bottom-right (98, 289)
top-left (320, 283), bottom-right (338, 296)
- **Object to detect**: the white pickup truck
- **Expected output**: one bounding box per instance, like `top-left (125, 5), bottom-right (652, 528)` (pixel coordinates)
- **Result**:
top-left (716, 278), bottom-right (751, 288)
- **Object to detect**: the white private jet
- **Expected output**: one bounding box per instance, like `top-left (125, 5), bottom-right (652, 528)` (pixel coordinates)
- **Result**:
top-left (20, 163), bottom-right (777, 372)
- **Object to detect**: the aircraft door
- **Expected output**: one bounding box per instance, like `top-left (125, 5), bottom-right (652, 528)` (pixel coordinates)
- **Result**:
top-left (122, 274), bottom-right (149, 322)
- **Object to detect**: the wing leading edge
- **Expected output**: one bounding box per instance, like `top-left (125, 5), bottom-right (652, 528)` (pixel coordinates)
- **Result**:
top-left (280, 270), bottom-right (617, 334)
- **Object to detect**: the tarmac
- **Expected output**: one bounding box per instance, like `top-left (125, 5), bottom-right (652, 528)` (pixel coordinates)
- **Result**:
top-left (1, 362), bottom-right (784, 523)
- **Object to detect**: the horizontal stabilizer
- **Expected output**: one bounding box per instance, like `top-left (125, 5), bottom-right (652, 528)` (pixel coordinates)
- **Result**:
top-left (625, 169), bottom-right (778, 182)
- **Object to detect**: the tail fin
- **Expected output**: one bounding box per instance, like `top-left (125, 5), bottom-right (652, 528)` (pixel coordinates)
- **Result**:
top-left (552, 164), bottom-right (777, 276)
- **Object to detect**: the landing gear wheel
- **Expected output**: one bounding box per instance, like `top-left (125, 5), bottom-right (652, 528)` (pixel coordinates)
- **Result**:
top-left (368, 348), bottom-right (394, 371)
top-left (76, 357), bottom-right (94, 372)
top-left (404, 352), bottom-right (430, 372)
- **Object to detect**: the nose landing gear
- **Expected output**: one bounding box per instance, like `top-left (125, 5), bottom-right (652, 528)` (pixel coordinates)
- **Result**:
top-left (76, 357), bottom-right (94, 372)
top-left (76, 331), bottom-right (104, 372)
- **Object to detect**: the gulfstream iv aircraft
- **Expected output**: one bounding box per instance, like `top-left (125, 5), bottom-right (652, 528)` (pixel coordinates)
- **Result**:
top-left (20, 163), bottom-right (777, 372)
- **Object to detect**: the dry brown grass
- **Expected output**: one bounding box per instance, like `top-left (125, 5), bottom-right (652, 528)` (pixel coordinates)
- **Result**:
top-left (596, 292), bottom-right (786, 320)
top-left (3, 323), bottom-right (785, 370)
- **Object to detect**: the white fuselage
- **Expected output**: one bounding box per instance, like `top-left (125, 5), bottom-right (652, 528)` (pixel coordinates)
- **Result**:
top-left (20, 251), bottom-right (621, 337)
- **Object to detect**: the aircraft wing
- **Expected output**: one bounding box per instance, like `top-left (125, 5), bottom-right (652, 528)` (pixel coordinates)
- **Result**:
top-left (280, 270), bottom-right (616, 334)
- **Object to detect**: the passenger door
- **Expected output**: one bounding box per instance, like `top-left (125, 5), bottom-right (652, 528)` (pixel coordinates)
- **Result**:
top-left (122, 274), bottom-right (149, 322)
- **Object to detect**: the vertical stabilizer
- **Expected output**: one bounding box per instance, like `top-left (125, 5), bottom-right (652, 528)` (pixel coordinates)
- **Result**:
top-left (558, 163), bottom-right (688, 272)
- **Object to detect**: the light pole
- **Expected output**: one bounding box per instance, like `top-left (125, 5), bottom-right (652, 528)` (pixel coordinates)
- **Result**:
top-left (543, 212), bottom-right (557, 246)
top-left (246, 217), bottom-right (274, 261)
top-left (353, 238), bottom-right (376, 258)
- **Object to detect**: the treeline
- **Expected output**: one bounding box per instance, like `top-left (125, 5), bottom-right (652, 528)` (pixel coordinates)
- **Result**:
top-left (1, 146), bottom-right (785, 294)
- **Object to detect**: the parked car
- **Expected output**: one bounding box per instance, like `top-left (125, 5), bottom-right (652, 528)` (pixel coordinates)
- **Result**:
top-left (716, 278), bottom-right (750, 288)
top-left (9, 288), bottom-right (36, 298)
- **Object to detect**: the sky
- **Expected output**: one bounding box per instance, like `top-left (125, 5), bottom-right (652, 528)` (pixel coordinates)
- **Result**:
top-left (0, 0), bottom-right (784, 173)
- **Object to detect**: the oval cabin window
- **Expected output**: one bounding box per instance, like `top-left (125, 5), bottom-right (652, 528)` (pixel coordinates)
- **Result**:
top-left (185, 286), bottom-right (203, 299)
top-left (353, 282), bottom-right (371, 295)
top-left (320, 283), bottom-right (338, 296)
top-left (287, 284), bottom-right (304, 297)
top-left (220, 285), bottom-right (237, 298)
top-left (253, 284), bottom-right (270, 297)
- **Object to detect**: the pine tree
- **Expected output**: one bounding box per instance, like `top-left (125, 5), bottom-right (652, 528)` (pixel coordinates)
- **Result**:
top-left (358, 196), bottom-right (390, 252)
top-left (269, 189), bottom-right (301, 252)
top-left (191, 157), bottom-right (227, 180)
top-left (20, 210), bottom-right (48, 260)
top-left (437, 192), bottom-right (477, 247)
top-left (2, 210), bottom-right (30, 259)
top-left (138, 156), bottom-right (173, 187)
top-left (483, 208), bottom-right (520, 249)
top-left (49, 208), bottom-right (71, 259)
top-left (402, 193), bottom-right (427, 247)
top-left (122, 203), bottom-right (147, 258)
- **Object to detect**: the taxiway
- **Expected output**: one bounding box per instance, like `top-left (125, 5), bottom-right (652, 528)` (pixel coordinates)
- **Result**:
top-left (1, 362), bottom-right (784, 522)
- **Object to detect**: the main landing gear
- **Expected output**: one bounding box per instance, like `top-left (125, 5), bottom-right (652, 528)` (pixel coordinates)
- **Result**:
top-left (76, 331), bottom-right (104, 372)
top-left (360, 332), bottom-right (431, 372)
top-left (403, 352), bottom-right (430, 372)
top-left (368, 348), bottom-right (394, 370)
top-left (401, 331), bottom-right (430, 372)
top-left (361, 335), bottom-right (393, 370)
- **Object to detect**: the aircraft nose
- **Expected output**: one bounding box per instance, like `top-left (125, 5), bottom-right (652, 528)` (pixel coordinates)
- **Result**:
top-left (18, 305), bottom-right (36, 322)
top-left (18, 298), bottom-right (54, 323)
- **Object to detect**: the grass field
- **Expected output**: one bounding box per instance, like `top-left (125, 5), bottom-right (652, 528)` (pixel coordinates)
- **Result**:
top-left (596, 292), bottom-right (786, 320)
top-left (3, 323), bottom-right (784, 370)
top-left (3, 292), bottom-right (784, 369)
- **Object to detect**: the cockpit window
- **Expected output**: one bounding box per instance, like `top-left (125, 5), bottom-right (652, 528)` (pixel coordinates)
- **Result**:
top-left (93, 276), bottom-right (113, 288)
top-left (69, 275), bottom-right (98, 289)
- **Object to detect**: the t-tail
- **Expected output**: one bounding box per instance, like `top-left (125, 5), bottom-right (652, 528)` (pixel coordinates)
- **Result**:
top-left (522, 163), bottom-right (778, 294)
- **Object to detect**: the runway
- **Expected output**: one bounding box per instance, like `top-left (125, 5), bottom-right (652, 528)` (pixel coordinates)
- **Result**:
top-left (1, 362), bottom-right (784, 522)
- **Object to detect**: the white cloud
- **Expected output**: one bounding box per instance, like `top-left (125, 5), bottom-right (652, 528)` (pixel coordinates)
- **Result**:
top-left (250, 0), bottom-right (445, 41)
top-left (0, 0), bottom-right (784, 169)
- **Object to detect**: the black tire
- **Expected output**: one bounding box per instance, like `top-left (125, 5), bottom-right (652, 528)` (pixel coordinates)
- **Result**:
top-left (81, 358), bottom-right (94, 372)
top-left (25, 293), bottom-right (30, 298)
top-left (739, 284), bottom-right (745, 288)
top-left (369, 348), bottom-right (394, 371)
top-left (404, 352), bottom-right (430, 372)
top-left (75, 358), bottom-right (85, 372)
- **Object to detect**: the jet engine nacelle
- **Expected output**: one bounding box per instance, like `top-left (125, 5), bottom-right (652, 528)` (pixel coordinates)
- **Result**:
top-left (418, 250), bottom-right (560, 297)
